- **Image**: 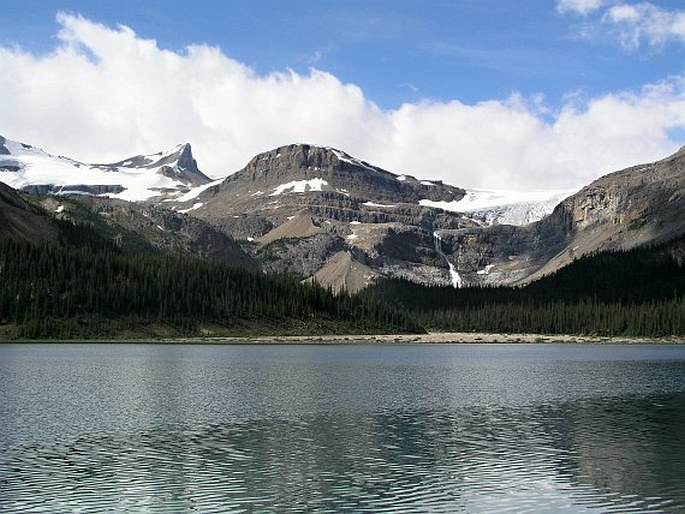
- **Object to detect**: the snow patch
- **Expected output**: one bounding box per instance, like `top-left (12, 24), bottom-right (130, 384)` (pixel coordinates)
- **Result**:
top-left (476, 264), bottom-right (495, 275)
top-left (363, 202), bottom-right (396, 208)
top-left (397, 175), bottom-right (407, 181)
top-left (178, 202), bottom-right (203, 214)
top-left (172, 178), bottom-right (224, 202)
top-left (328, 148), bottom-right (378, 172)
top-left (350, 221), bottom-right (361, 225)
top-left (420, 181), bottom-right (435, 186)
top-left (55, 205), bottom-right (64, 213)
top-left (346, 233), bottom-right (358, 241)
top-left (269, 178), bottom-right (328, 196)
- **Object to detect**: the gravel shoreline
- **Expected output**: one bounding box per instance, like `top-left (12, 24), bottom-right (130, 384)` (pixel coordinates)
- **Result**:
top-left (162, 332), bottom-right (684, 345)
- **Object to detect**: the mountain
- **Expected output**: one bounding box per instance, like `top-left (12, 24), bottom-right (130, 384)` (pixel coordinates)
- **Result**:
top-left (525, 144), bottom-right (685, 281)
top-left (179, 142), bottom-right (683, 292)
top-left (0, 181), bottom-right (258, 270)
top-left (0, 135), bottom-right (212, 201)
top-left (432, 145), bottom-right (685, 286)
top-left (4, 136), bottom-right (682, 294)
top-left (180, 143), bottom-right (468, 229)
top-left (179, 143), bottom-right (485, 289)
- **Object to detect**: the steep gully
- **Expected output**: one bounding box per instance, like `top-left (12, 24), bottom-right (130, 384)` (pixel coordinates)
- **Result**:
top-left (433, 232), bottom-right (463, 288)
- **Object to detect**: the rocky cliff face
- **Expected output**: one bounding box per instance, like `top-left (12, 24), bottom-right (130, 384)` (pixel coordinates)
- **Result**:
top-left (216, 144), bottom-right (464, 203)
top-left (522, 145), bottom-right (685, 282)
top-left (107, 143), bottom-right (210, 187)
top-left (0, 180), bottom-right (257, 271)
top-left (55, 196), bottom-right (259, 270)
top-left (433, 146), bottom-right (685, 286)
top-left (180, 143), bottom-right (684, 292)
top-left (185, 144), bottom-right (466, 228)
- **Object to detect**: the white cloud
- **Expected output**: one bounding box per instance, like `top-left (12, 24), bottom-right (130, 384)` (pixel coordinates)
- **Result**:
top-left (602, 2), bottom-right (685, 49)
top-left (1, 13), bottom-right (684, 192)
top-left (557, 0), bottom-right (604, 16)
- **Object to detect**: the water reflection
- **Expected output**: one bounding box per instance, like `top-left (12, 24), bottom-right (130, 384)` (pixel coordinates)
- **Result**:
top-left (2, 398), bottom-right (684, 512)
top-left (560, 393), bottom-right (685, 512)
top-left (0, 344), bottom-right (684, 512)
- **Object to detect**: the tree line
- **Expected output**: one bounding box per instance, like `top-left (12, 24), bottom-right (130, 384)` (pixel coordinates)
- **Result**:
top-left (1, 225), bottom-right (683, 339)
top-left (0, 235), bottom-right (420, 339)
top-left (362, 238), bottom-right (685, 337)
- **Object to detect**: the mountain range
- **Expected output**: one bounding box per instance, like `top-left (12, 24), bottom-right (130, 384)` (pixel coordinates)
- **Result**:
top-left (1, 135), bottom-right (683, 294)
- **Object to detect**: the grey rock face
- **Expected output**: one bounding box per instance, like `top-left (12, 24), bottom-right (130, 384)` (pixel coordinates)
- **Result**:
top-left (436, 146), bottom-right (685, 287)
top-left (65, 196), bottom-right (259, 270)
top-left (186, 144), bottom-right (470, 231)
top-left (0, 182), bottom-right (60, 241)
top-left (178, 143), bottom-right (684, 292)
top-left (209, 144), bottom-right (465, 204)
top-left (0, 136), bottom-right (10, 155)
top-left (178, 144), bottom-right (479, 290)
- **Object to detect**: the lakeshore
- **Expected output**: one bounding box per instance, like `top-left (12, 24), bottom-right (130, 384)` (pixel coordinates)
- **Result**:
top-left (159, 332), bottom-right (685, 345)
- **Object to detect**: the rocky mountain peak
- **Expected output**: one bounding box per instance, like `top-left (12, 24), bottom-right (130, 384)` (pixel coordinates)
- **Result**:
top-left (244, 144), bottom-right (382, 175)
top-left (212, 143), bottom-right (465, 205)
top-left (150, 143), bottom-right (210, 186)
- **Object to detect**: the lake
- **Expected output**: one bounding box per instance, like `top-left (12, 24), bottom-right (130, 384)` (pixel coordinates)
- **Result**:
top-left (1, 343), bottom-right (684, 513)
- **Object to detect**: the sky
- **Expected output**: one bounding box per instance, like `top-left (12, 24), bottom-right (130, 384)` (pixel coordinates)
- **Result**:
top-left (1, 0), bottom-right (685, 191)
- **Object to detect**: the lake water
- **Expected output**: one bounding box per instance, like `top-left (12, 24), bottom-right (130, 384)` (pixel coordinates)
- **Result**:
top-left (1, 343), bottom-right (684, 513)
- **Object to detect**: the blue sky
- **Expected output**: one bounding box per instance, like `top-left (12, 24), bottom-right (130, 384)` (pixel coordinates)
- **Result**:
top-left (1, 0), bottom-right (685, 190)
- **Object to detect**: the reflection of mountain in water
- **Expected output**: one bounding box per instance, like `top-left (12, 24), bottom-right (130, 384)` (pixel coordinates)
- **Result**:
top-left (3, 400), bottom-right (683, 512)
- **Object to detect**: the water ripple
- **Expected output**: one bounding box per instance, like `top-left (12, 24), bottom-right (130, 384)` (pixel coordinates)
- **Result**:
top-left (1, 398), bottom-right (684, 513)
top-left (2, 344), bottom-right (685, 512)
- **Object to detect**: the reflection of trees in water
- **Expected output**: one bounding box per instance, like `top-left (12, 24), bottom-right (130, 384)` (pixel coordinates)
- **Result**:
top-left (552, 391), bottom-right (685, 511)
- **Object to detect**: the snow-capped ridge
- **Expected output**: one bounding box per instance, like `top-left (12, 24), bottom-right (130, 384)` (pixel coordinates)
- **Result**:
top-left (0, 136), bottom-right (211, 202)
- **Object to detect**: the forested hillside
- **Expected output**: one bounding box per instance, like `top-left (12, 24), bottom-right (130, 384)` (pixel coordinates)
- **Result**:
top-left (1, 210), bottom-right (683, 339)
top-left (363, 238), bottom-right (685, 337)
top-left (0, 234), bottom-right (421, 339)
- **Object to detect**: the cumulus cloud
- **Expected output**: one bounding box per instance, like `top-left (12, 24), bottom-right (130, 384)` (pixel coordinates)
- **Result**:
top-left (557, 0), bottom-right (604, 16)
top-left (1, 13), bottom-right (684, 192)
top-left (602, 2), bottom-right (685, 49)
